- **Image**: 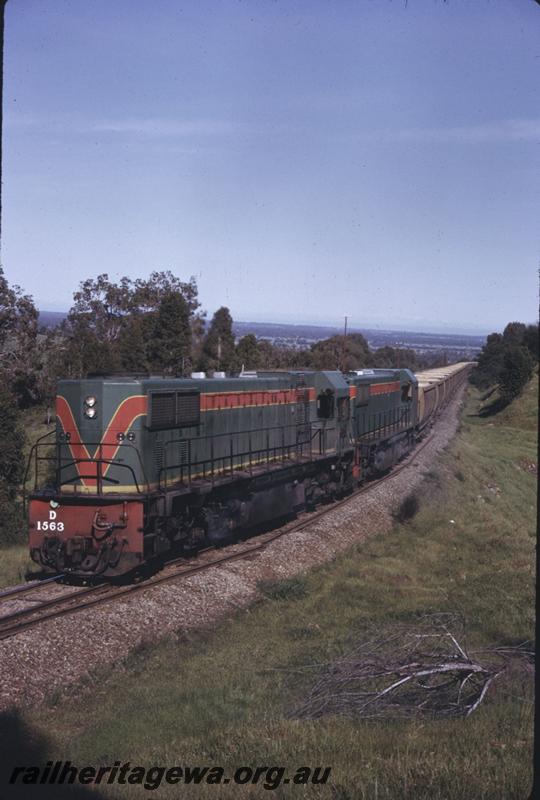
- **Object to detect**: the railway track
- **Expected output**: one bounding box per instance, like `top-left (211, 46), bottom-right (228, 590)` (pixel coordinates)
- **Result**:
top-left (0, 428), bottom-right (438, 642)
top-left (0, 573), bottom-right (65, 602)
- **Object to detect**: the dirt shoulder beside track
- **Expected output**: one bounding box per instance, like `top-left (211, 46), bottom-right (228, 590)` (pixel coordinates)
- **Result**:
top-left (0, 388), bottom-right (465, 711)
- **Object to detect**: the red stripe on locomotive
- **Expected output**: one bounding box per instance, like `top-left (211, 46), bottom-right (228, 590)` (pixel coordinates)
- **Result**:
top-left (56, 395), bottom-right (147, 487)
top-left (199, 387), bottom-right (315, 412)
top-left (369, 381), bottom-right (401, 396)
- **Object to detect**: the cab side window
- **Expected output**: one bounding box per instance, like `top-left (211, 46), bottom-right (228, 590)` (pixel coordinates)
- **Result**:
top-left (317, 390), bottom-right (335, 419)
top-left (401, 383), bottom-right (412, 403)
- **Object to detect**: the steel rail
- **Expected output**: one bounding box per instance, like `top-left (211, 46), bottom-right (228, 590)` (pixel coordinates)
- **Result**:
top-left (0, 574), bottom-right (65, 602)
top-left (0, 427), bottom-right (439, 642)
top-left (1, 384), bottom-right (465, 642)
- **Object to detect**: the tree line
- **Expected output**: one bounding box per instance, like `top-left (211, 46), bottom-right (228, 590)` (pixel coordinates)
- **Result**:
top-left (1, 267), bottom-right (434, 410)
top-left (469, 321), bottom-right (538, 405)
top-left (0, 266), bottom-right (537, 545)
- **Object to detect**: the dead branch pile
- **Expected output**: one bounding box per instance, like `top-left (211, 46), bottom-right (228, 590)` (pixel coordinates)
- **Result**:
top-left (291, 614), bottom-right (533, 721)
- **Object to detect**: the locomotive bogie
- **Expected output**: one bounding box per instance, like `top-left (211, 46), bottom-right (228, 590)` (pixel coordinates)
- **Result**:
top-left (26, 363), bottom-right (473, 579)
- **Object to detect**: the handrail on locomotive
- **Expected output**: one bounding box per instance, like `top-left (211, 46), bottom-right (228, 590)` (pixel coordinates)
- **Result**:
top-left (24, 432), bottom-right (151, 501)
top-left (157, 420), bottom-right (341, 491)
top-left (24, 419), bottom-right (339, 498)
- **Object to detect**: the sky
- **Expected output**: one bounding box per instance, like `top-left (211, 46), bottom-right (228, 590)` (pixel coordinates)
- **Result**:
top-left (1, 0), bottom-right (539, 335)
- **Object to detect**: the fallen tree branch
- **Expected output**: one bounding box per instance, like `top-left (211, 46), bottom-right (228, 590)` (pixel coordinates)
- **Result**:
top-left (290, 615), bottom-right (532, 721)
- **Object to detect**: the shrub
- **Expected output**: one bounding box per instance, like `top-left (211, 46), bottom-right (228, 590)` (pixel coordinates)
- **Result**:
top-left (0, 385), bottom-right (26, 544)
top-left (394, 493), bottom-right (420, 524)
top-left (499, 346), bottom-right (535, 402)
top-left (258, 577), bottom-right (308, 601)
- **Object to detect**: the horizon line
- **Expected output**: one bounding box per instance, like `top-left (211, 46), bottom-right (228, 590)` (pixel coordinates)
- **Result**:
top-left (37, 309), bottom-right (492, 338)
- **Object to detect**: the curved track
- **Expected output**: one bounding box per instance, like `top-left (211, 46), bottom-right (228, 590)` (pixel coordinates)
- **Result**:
top-left (0, 574), bottom-right (65, 602)
top-left (0, 427), bottom-right (438, 642)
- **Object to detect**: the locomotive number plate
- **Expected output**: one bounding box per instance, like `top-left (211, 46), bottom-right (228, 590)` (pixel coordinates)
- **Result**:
top-left (35, 509), bottom-right (65, 532)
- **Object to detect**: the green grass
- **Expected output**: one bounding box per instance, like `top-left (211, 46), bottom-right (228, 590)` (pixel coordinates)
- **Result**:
top-left (478, 368), bottom-right (538, 432)
top-left (0, 404), bottom-right (53, 586)
top-left (0, 544), bottom-right (35, 588)
top-left (3, 381), bottom-right (536, 798)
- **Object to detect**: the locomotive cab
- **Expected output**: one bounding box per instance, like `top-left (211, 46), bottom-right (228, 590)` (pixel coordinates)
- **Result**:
top-left (27, 378), bottom-right (149, 577)
top-left (346, 369), bottom-right (418, 474)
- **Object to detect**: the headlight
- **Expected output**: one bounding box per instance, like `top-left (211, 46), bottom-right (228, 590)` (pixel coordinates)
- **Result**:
top-left (84, 407), bottom-right (97, 419)
top-left (84, 396), bottom-right (97, 408)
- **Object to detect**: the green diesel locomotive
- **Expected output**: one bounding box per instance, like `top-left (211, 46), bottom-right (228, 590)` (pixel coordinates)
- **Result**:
top-left (26, 364), bottom-right (469, 578)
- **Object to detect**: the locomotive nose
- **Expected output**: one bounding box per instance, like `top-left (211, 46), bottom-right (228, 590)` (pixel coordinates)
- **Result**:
top-left (36, 529), bottom-right (115, 575)
top-left (28, 497), bottom-right (145, 578)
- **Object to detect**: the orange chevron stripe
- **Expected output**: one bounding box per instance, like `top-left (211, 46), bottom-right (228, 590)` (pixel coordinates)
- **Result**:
top-left (56, 395), bottom-right (147, 488)
top-left (97, 395), bottom-right (147, 464)
top-left (56, 397), bottom-right (93, 484)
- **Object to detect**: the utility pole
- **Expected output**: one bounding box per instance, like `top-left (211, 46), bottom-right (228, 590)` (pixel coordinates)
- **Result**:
top-left (340, 315), bottom-right (348, 372)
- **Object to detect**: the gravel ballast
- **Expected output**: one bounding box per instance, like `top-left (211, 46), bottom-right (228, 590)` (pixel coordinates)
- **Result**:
top-left (0, 388), bottom-right (465, 711)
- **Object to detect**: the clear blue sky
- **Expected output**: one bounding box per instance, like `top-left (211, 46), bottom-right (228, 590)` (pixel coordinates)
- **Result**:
top-left (2, 0), bottom-right (539, 334)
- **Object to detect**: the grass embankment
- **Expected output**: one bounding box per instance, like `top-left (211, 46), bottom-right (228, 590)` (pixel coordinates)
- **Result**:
top-left (6, 381), bottom-right (538, 798)
top-left (0, 405), bottom-right (53, 587)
